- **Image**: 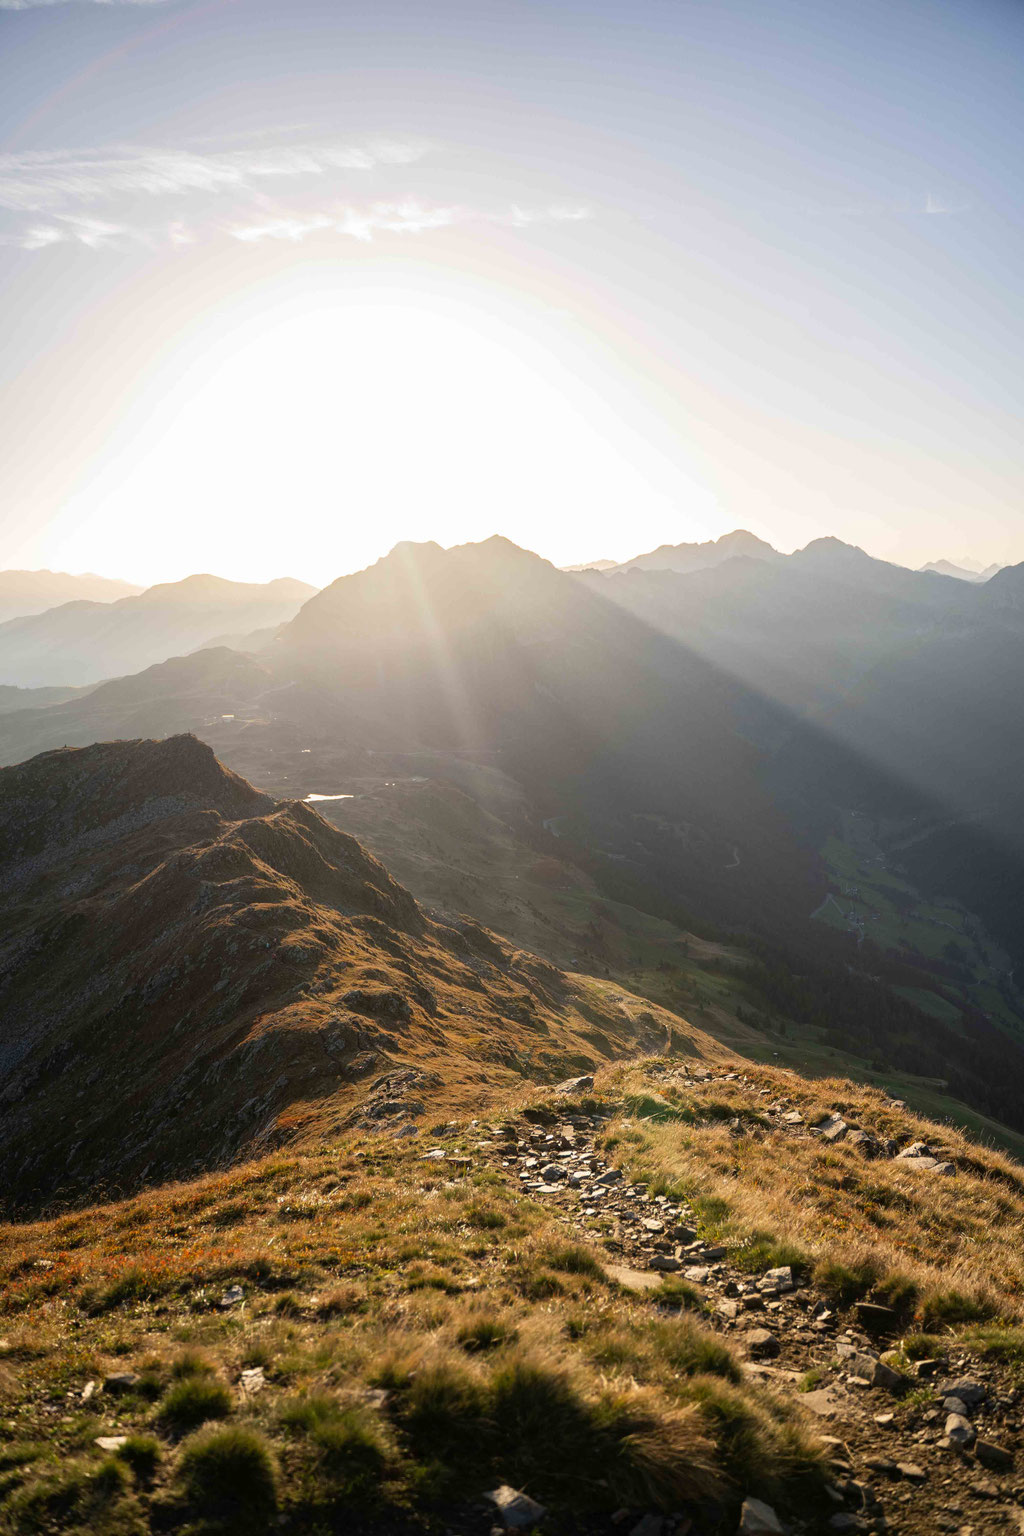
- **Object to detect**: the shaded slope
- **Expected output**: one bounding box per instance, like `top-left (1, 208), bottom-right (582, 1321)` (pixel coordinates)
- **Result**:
top-left (0, 735), bottom-right (722, 1213)
top-left (278, 536), bottom-right (823, 935)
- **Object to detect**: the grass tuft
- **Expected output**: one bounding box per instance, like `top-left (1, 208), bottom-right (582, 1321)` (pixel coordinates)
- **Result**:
top-left (159, 1374), bottom-right (233, 1432)
top-left (175, 1425), bottom-right (278, 1533)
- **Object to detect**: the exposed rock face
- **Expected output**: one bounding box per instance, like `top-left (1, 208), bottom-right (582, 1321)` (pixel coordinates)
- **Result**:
top-left (0, 736), bottom-right (680, 1211)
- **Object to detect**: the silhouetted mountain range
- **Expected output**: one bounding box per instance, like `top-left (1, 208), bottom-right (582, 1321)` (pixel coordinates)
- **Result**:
top-left (0, 568), bottom-right (141, 624)
top-left (0, 574), bottom-right (316, 688)
top-left (4, 532), bottom-right (1024, 1099)
top-left (608, 528), bottom-right (781, 575)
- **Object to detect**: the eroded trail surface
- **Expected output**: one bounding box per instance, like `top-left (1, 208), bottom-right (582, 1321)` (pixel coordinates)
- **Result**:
top-left (472, 1067), bottom-right (1024, 1536)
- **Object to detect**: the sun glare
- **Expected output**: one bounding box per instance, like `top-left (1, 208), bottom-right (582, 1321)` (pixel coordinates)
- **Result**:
top-left (50, 285), bottom-right (711, 584)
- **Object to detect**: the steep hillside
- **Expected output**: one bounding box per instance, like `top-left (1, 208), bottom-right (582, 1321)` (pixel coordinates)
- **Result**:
top-left (0, 576), bottom-right (316, 688)
top-left (0, 569), bottom-right (141, 625)
top-left (0, 736), bottom-right (725, 1213)
top-left (275, 536), bottom-right (822, 937)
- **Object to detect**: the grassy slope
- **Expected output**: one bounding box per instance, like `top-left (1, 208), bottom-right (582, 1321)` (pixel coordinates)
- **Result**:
top-left (600, 1058), bottom-right (1024, 1321)
top-left (7, 1058), bottom-right (1024, 1532)
top-left (0, 1092), bottom-right (825, 1536)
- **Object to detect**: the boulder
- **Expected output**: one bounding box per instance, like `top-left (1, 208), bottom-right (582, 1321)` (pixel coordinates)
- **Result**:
top-left (975, 1439), bottom-right (1013, 1472)
top-left (944, 1412), bottom-right (975, 1448)
top-left (897, 1141), bottom-right (933, 1159)
top-left (938, 1378), bottom-right (987, 1408)
top-left (484, 1485), bottom-right (548, 1530)
top-left (738, 1497), bottom-right (783, 1535)
top-left (847, 1352), bottom-right (905, 1392)
top-left (746, 1329), bottom-right (781, 1359)
top-left (555, 1075), bottom-right (594, 1095)
top-left (763, 1265), bottom-right (794, 1291)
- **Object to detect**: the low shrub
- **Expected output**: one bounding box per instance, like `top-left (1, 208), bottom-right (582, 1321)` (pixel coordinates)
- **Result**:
top-left (920, 1288), bottom-right (996, 1330)
top-left (731, 1232), bottom-right (810, 1277)
top-left (647, 1317), bottom-right (741, 1382)
top-left (455, 1315), bottom-right (518, 1352)
top-left (541, 1243), bottom-right (604, 1278)
top-left (175, 1426), bottom-right (278, 1533)
top-left (813, 1256), bottom-right (880, 1307)
top-left (280, 1394), bottom-right (391, 1498)
top-left (647, 1277), bottom-right (703, 1311)
top-left (160, 1375), bottom-right (233, 1432)
top-left (115, 1433), bottom-right (162, 1481)
top-left (872, 1272), bottom-right (920, 1318)
top-left (5, 1456), bottom-right (129, 1533)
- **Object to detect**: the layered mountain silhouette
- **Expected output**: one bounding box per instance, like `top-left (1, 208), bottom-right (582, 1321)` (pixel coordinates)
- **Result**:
top-left (0, 568), bottom-right (141, 625)
top-left (0, 574), bottom-right (316, 689)
top-left (920, 556), bottom-right (1003, 581)
top-left (0, 734), bottom-right (702, 1212)
top-left (607, 528), bottom-right (781, 575)
top-left (4, 532), bottom-right (1024, 1027)
top-left (590, 539), bottom-right (1024, 968)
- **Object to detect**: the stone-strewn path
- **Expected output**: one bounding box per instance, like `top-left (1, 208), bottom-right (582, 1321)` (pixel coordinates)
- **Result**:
top-left (457, 1068), bottom-right (1024, 1536)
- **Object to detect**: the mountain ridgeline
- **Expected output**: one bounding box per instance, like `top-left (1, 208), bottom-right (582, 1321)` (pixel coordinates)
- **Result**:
top-left (2, 533), bottom-right (1024, 1148)
top-left (0, 734), bottom-right (712, 1213)
top-left (0, 574), bottom-right (317, 688)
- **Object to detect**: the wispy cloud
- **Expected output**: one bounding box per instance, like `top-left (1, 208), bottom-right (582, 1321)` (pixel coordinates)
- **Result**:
top-left (230, 201), bottom-right (591, 244)
top-left (0, 138), bottom-right (428, 213)
top-left (1, 200), bottom-right (592, 251)
top-left (0, 131), bottom-right (593, 253)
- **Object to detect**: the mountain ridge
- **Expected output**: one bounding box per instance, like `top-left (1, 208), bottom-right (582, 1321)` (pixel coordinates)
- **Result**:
top-left (0, 734), bottom-right (718, 1213)
top-left (0, 574), bottom-right (318, 689)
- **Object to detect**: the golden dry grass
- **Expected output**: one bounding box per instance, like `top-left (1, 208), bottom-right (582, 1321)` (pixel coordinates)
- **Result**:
top-left (598, 1058), bottom-right (1024, 1326)
top-left (0, 1116), bottom-right (824, 1535)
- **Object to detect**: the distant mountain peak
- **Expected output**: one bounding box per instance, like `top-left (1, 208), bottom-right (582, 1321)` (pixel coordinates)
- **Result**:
top-left (796, 536), bottom-right (870, 560)
top-left (609, 528), bottom-right (781, 576)
top-left (919, 559), bottom-right (982, 582)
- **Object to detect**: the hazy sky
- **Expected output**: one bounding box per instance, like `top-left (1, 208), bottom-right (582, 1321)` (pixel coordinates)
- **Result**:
top-left (2, 0), bottom-right (1023, 586)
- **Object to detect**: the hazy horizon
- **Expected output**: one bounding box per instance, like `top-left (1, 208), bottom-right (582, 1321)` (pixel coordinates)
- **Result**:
top-left (4, 0), bottom-right (1024, 586)
top-left (0, 524), bottom-right (1015, 594)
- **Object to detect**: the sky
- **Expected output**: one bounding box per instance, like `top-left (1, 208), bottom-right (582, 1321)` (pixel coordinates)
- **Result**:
top-left (1, 0), bottom-right (1023, 587)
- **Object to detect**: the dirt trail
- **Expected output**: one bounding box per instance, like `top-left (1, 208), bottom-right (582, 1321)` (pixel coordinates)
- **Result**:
top-left (476, 1067), bottom-right (1024, 1536)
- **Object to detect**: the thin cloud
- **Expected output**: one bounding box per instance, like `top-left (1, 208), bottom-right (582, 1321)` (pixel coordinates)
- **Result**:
top-left (0, 130), bottom-right (593, 253)
top-left (0, 199), bottom-right (593, 250)
top-left (0, 138), bottom-right (429, 213)
top-left (229, 201), bottom-right (593, 244)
